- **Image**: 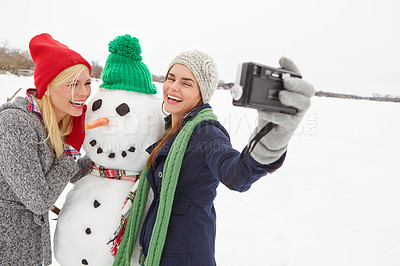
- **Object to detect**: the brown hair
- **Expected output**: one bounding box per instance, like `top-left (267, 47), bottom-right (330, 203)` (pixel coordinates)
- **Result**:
top-left (145, 115), bottom-right (182, 170)
top-left (145, 97), bottom-right (205, 170)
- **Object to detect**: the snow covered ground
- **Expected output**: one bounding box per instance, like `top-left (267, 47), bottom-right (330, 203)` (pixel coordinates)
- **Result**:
top-left (1, 74), bottom-right (400, 265)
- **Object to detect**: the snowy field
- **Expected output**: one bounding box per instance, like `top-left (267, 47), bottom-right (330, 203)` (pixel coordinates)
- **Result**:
top-left (1, 74), bottom-right (400, 266)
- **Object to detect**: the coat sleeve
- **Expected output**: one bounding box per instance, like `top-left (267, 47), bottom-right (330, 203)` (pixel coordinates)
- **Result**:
top-left (198, 121), bottom-right (286, 192)
top-left (70, 156), bottom-right (91, 184)
top-left (0, 110), bottom-right (81, 214)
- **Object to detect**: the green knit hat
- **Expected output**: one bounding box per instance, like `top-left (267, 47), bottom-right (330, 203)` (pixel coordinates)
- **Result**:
top-left (100, 34), bottom-right (157, 94)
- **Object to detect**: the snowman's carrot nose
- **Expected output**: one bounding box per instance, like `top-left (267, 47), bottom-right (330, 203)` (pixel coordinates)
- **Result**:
top-left (85, 117), bottom-right (110, 129)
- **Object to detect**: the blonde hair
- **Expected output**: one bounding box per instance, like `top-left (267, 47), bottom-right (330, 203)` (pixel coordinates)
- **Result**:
top-left (36, 64), bottom-right (90, 158)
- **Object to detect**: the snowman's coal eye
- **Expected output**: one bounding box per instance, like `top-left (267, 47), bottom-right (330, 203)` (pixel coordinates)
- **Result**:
top-left (116, 103), bottom-right (130, 116)
top-left (92, 99), bottom-right (102, 111)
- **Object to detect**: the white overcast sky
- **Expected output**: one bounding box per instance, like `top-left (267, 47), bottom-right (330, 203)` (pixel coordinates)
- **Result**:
top-left (1, 0), bottom-right (399, 96)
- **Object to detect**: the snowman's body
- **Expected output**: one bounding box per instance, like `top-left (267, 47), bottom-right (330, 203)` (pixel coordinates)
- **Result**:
top-left (54, 89), bottom-right (163, 266)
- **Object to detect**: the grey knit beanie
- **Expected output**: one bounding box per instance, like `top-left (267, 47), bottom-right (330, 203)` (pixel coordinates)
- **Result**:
top-left (168, 50), bottom-right (218, 104)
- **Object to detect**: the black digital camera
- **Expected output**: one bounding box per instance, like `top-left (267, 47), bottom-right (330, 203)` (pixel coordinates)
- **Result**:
top-left (231, 62), bottom-right (302, 115)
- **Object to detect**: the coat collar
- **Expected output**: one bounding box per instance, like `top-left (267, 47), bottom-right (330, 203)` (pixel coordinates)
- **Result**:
top-left (182, 103), bottom-right (212, 123)
top-left (146, 103), bottom-right (212, 157)
top-left (25, 89), bottom-right (44, 122)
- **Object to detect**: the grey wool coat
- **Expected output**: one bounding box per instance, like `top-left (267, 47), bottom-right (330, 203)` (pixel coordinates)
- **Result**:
top-left (0, 97), bottom-right (91, 265)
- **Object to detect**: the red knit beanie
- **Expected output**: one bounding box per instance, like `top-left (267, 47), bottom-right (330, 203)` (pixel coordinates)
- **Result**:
top-left (29, 33), bottom-right (92, 99)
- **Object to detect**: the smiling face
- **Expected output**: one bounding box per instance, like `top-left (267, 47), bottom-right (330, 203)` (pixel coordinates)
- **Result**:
top-left (163, 64), bottom-right (202, 123)
top-left (47, 69), bottom-right (91, 122)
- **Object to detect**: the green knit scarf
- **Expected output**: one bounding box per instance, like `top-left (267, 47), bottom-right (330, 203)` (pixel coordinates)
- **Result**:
top-left (113, 108), bottom-right (217, 266)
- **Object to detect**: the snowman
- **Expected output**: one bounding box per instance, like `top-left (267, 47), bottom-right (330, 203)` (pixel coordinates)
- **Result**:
top-left (54, 35), bottom-right (164, 266)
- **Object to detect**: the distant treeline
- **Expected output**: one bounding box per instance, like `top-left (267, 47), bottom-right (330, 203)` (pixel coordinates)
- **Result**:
top-left (0, 41), bottom-right (103, 78)
top-left (314, 91), bottom-right (400, 103)
top-left (0, 41), bottom-right (34, 76)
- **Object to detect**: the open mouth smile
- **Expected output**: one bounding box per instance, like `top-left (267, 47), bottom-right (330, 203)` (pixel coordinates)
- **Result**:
top-left (167, 94), bottom-right (183, 103)
top-left (69, 100), bottom-right (86, 107)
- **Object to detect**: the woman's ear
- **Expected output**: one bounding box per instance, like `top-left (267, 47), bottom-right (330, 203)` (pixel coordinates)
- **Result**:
top-left (45, 88), bottom-right (51, 96)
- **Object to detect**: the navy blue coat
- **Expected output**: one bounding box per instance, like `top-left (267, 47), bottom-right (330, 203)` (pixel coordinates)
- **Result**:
top-left (139, 104), bottom-right (285, 265)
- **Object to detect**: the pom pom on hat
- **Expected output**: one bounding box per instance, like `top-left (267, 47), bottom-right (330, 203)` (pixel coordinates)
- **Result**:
top-left (29, 33), bottom-right (92, 99)
top-left (108, 35), bottom-right (142, 61)
top-left (168, 50), bottom-right (218, 104)
top-left (100, 35), bottom-right (157, 94)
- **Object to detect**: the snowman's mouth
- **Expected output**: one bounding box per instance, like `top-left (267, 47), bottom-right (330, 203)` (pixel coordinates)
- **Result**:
top-left (89, 139), bottom-right (136, 158)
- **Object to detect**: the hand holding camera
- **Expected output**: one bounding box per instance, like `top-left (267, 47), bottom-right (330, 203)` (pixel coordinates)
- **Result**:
top-left (233, 57), bottom-right (315, 164)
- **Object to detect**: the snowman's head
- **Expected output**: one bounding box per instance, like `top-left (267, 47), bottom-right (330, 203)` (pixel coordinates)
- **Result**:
top-left (83, 89), bottom-right (164, 172)
top-left (83, 34), bottom-right (165, 171)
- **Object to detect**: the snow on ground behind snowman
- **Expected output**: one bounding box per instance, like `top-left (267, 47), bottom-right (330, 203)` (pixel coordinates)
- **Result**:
top-left (1, 75), bottom-right (400, 265)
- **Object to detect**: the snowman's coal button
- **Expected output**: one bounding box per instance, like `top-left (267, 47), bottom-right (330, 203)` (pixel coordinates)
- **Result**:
top-left (122, 151), bottom-right (127, 158)
top-left (116, 103), bottom-right (130, 116)
top-left (97, 147), bottom-right (103, 154)
top-left (158, 171), bottom-right (163, 178)
top-left (94, 200), bottom-right (100, 208)
top-left (109, 153), bottom-right (115, 158)
top-left (128, 147), bottom-right (136, 152)
top-left (82, 259), bottom-right (88, 265)
top-left (92, 99), bottom-right (102, 111)
top-left (85, 228), bottom-right (91, 234)
top-left (89, 140), bottom-right (97, 147)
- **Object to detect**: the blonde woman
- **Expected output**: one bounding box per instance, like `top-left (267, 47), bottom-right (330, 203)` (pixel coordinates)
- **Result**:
top-left (0, 33), bottom-right (92, 265)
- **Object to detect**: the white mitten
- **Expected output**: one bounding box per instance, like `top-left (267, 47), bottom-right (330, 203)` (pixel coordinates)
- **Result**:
top-left (248, 57), bottom-right (315, 164)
